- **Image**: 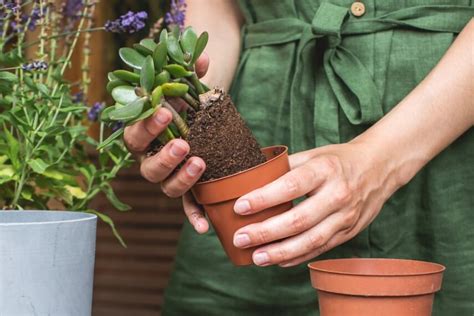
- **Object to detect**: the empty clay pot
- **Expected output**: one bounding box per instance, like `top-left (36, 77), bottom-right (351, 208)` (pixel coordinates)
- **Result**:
top-left (308, 258), bottom-right (446, 316)
top-left (192, 145), bottom-right (292, 266)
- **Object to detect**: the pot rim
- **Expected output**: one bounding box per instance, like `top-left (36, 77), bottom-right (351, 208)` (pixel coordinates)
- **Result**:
top-left (195, 145), bottom-right (288, 185)
top-left (308, 258), bottom-right (446, 277)
top-left (0, 210), bottom-right (97, 226)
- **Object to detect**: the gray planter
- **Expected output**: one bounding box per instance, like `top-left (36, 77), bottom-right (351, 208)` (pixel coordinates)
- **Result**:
top-left (0, 211), bottom-right (97, 316)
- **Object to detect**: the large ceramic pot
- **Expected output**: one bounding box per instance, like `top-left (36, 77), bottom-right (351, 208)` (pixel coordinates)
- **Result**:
top-left (308, 258), bottom-right (445, 316)
top-left (0, 211), bottom-right (97, 315)
top-left (192, 145), bottom-right (292, 266)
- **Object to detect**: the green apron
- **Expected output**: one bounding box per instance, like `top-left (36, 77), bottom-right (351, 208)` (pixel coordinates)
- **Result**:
top-left (163, 1), bottom-right (474, 315)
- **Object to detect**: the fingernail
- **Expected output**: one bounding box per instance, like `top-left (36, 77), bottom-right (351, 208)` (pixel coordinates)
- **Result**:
top-left (155, 109), bottom-right (170, 125)
top-left (171, 143), bottom-right (187, 157)
top-left (233, 233), bottom-right (250, 248)
top-left (253, 252), bottom-right (270, 266)
top-left (187, 162), bottom-right (202, 176)
top-left (234, 199), bottom-right (251, 214)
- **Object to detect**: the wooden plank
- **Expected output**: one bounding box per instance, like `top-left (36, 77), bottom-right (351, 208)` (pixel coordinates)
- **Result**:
top-left (94, 290), bottom-right (164, 307)
top-left (93, 305), bottom-right (160, 316)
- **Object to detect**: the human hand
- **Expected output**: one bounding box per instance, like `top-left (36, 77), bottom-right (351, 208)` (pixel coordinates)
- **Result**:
top-left (232, 142), bottom-right (399, 267)
top-left (124, 54), bottom-right (211, 234)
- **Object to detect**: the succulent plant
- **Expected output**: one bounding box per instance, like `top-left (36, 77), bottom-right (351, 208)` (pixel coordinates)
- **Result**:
top-left (99, 26), bottom-right (210, 150)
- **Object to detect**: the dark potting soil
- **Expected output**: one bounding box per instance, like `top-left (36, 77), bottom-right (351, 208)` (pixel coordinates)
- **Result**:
top-left (187, 90), bottom-right (266, 181)
top-left (147, 89), bottom-right (266, 182)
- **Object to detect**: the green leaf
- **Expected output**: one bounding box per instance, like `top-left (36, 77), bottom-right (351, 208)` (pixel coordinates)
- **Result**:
top-left (111, 86), bottom-right (138, 105)
top-left (127, 107), bottom-right (156, 125)
top-left (65, 185), bottom-right (87, 199)
top-left (152, 42), bottom-right (168, 73)
top-left (109, 97), bottom-right (146, 121)
top-left (192, 32), bottom-right (209, 64)
top-left (27, 158), bottom-right (50, 174)
top-left (4, 126), bottom-right (20, 170)
top-left (140, 38), bottom-right (157, 51)
top-left (162, 82), bottom-right (189, 97)
top-left (108, 72), bottom-right (119, 81)
top-left (140, 56), bottom-right (155, 92)
top-left (106, 80), bottom-right (127, 93)
top-left (112, 70), bottom-right (140, 84)
top-left (159, 29), bottom-right (168, 44)
top-left (102, 183), bottom-right (131, 211)
top-left (180, 27), bottom-right (198, 55)
top-left (37, 83), bottom-right (50, 96)
top-left (164, 64), bottom-right (193, 78)
top-left (151, 86), bottom-right (163, 107)
top-left (154, 70), bottom-right (170, 86)
top-left (97, 128), bottom-right (124, 150)
top-left (0, 71), bottom-right (17, 83)
top-left (87, 210), bottom-right (127, 248)
top-left (166, 35), bottom-right (185, 64)
top-left (119, 47), bottom-right (146, 70)
top-left (100, 106), bottom-right (117, 122)
top-left (133, 43), bottom-right (153, 56)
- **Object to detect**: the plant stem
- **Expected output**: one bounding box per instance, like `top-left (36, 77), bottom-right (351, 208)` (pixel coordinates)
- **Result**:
top-left (190, 73), bottom-right (205, 95)
top-left (163, 101), bottom-right (189, 138)
top-left (22, 27), bottom-right (104, 49)
top-left (182, 93), bottom-right (200, 111)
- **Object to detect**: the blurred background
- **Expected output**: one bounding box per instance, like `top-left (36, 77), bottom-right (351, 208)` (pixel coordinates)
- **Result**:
top-left (68, 1), bottom-right (184, 315)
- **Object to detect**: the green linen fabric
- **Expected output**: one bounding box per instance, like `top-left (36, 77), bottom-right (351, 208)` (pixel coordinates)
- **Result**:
top-left (162, 1), bottom-right (474, 315)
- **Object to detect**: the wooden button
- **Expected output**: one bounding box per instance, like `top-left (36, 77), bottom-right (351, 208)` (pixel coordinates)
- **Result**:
top-left (351, 2), bottom-right (366, 17)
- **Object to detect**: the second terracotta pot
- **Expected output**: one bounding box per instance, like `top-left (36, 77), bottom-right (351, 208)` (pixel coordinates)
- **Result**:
top-left (308, 258), bottom-right (446, 316)
top-left (192, 145), bottom-right (292, 266)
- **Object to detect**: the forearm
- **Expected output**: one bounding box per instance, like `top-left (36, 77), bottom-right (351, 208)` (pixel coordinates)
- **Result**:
top-left (353, 20), bottom-right (473, 189)
top-left (185, 0), bottom-right (243, 90)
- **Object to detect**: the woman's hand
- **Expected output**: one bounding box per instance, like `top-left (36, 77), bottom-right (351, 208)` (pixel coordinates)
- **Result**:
top-left (232, 142), bottom-right (399, 267)
top-left (123, 55), bottom-right (211, 234)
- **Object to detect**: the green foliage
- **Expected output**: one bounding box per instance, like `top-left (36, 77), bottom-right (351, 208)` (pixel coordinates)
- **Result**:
top-left (0, 0), bottom-right (132, 245)
top-left (100, 26), bottom-right (209, 148)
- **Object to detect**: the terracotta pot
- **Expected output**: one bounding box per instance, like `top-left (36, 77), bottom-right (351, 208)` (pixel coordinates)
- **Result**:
top-left (308, 258), bottom-right (445, 316)
top-left (192, 145), bottom-right (292, 266)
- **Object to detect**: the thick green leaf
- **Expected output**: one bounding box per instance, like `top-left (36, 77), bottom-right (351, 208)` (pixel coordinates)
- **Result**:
top-left (159, 29), bottom-right (168, 44)
top-left (109, 97), bottom-right (146, 121)
top-left (0, 71), bottom-right (17, 83)
top-left (166, 35), bottom-right (184, 64)
top-left (164, 64), bottom-right (193, 78)
top-left (140, 56), bottom-right (155, 92)
top-left (161, 82), bottom-right (189, 97)
top-left (111, 86), bottom-right (138, 105)
top-left (128, 107), bottom-right (156, 125)
top-left (106, 80), bottom-right (127, 93)
top-left (119, 47), bottom-right (146, 70)
top-left (100, 106), bottom-right (117, 122)
top-left (133, 43), bottom-right (153, 56)
top-left (192, 32), bottom-right (209, 64)
top-left (108, 72), bottom-right (119, 81)
top-left (87, 210), bottom-right (127, 247)
top-left (180, 27), bottom-right (198, 55)
top-left (151, 86), bottom-right (163, 107)
top-left (154, 70), bottom-right (171, 86)
top-left (140, 38), bottom-right (157, 51)
top-left (27, 158), bottom-right (50, 174)
top-left (113, 70), bottom-right (140, 84)
top-left (65, 185), bottom-right (87, 199)
top-left (102, 183), bottom-right (131, 211)
top-left (152, 42), bottom-right (168, 73)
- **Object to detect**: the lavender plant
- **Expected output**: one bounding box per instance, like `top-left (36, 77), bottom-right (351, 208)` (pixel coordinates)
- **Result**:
top-left (0, 0), bottom-right (150, 246)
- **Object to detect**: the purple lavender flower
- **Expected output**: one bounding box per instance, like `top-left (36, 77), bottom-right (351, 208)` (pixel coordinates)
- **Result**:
top-left (104, 11), bottom-right (148, 34)
top-left (21, 61), bottom-right (48, 71)
top-left (165, 0), bottom-right (186, 30)
top-left (63, 0), bottom-right (83, 19)
top-left (72, 91), bottom-right (84, 103)
top-left (87, 102), bottom-right (105, 122)
top-left (112, 121), bottom-right (124, 132)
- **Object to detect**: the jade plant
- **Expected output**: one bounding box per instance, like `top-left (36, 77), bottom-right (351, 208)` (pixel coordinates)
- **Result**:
top-left (99, 27), bottom-right (210, 149)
